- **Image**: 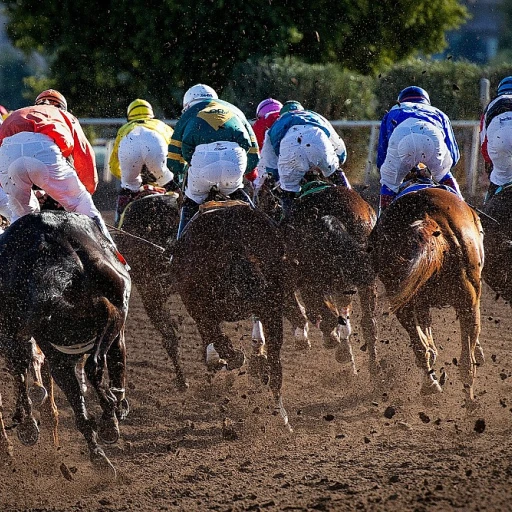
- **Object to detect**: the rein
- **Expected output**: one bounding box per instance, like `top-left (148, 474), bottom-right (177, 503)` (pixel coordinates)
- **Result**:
top-left (106, 223), bottom-right (167, 253)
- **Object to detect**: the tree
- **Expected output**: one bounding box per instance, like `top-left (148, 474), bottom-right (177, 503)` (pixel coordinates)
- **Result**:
top-left (3, 0), bottom-right (468, 116)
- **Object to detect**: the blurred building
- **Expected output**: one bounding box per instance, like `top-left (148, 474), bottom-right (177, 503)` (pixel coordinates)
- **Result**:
top-left (446, 0), bottom-right (503, 63)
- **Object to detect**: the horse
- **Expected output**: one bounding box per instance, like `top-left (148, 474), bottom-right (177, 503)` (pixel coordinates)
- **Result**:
top-left (368, 186), bottom-right (484, 399)
top-left (113, 192), bottom-right (188, 390)
top-left (0, 211), bottom-right (131, 475)
top-left (170, 200), bottom-right (291, 428)
top-left (258, 179), bottom-right (380, 379)
top-left (479, 185), bottom-right (512, 303)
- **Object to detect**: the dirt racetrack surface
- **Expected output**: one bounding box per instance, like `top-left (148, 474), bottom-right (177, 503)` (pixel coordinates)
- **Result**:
top-left (1, 276), bottom-right (512, 511)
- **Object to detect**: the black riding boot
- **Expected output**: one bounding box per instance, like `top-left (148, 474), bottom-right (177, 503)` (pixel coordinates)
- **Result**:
top-left (229, 187), bottom-right (255, 208)
top-left (177, 196), bottom-right (200, 240)
top-left (115, 187), bottom-right (138, 225)
top-left (280, 190), bottom-right (296, 223)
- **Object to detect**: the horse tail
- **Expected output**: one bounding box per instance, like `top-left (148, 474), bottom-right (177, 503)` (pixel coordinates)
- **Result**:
top-left (389, 215), bottom-right (448, 313)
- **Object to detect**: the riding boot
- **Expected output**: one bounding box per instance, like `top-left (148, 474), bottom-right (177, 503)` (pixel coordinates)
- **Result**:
top-left (280, 190), bottom-right (297, 223)
top-left (229, 187), bottom-right (255, 208)
top-left (439, 173), bottom-right (463, 198)
top-left (177, 196), bottom-right (200, 240)
top-left (378, 192), bottom-right (395, 217)
top-left (330, 169), bottom-right (352, 189)
top-left (115, 187), bottom-right (138, 225)
top-left (484, 181), bottom-right (500, 204)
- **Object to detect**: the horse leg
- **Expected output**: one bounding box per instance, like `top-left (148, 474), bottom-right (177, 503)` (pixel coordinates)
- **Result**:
top-left (4, 340), bottom-right (40, 446)
top-left (395, 305), bottom-right (442, 395)
top-left (248, 315), bottom-right (267, 379)
top-left (457, 303), bottom-right (481, 401)
top-left (282, 268), bottom-right (310, 350)
top-left (197, 319), bottom-right (245, 371)
top-left (260, 312), bottom-right (291, 431)
top-left (137, 284), bottom-right (188, 391)
top-left (75, 355), bottom-right (88, 395)
top-left (358, 282), bottom-right (380, 380)
top-left (332, 296), bottom-right (357, 374)
top-left (49, 360), bottom-right (116, 477)
top-left (106, 330), bottom-right (129, 420)
top-left (0, 391), bottom-right (13, 457)
top-left (28, 339), bottom-right (48, 407)
top-left (39, 358), bottom-right (59, 448)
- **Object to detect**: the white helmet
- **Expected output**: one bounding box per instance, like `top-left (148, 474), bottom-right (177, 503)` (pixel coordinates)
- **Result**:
top-left (182, 84), bottom-right (218, 112)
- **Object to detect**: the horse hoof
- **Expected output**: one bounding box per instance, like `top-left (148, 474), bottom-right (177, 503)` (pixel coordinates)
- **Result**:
top-left (29, 384), bottom-right (48, 408)
top-left (226, 350), bottom-right (246, 371)
top-left (98, 416), bottom-right (120, 445)
top-left (421, 378), bottom-right (443, 395)
top-left (116, 398), bottom-right (130, 421)
top-left (475, 345), bottom-right (485, 366)
top-left (206, 343), bottom-right (227, 371)
top-left (17, 417), bottom-right (39, 446)
top-left (90, 448), bottom-right (117, 478)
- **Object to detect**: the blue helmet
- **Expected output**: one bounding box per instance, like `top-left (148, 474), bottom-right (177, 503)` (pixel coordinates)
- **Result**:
top-left (497, 76), bottom-right (512, 96)
top-left (397, 86), bottom-right (430, 105)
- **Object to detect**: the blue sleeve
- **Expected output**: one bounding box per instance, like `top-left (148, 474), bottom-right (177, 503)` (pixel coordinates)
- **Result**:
top-left (376, 113), bottom-right (391, 169)
top-left (441, 113), bottom-right (460, 166)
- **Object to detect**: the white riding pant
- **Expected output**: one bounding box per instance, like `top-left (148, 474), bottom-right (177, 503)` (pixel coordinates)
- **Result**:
top-left (380, 117), bottom-right (453, 193)
top-left (487, 113), bottom-right (512, 186)
top-left (185, 141), bottom-right (247, 204)
top-left (118, 126), bottom-right (173, 191)
top-left (0, 186), bottom-right (12, 221)
top-left (0, 132), bottom-right (101, 223)
top-left (278, 125), bottom-right (338, 193)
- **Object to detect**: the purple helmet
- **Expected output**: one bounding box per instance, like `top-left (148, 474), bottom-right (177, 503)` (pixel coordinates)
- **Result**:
top-left (256, 98), bottom-right (283, 119)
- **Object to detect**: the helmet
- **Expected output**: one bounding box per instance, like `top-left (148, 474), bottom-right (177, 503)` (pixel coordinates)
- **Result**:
top-left (397, 86), bottom-right (430, 105)
top-left (256, 98), bottom-right (283, 119)
top-left (127, 99), bottom-right (154, 121)
top-left (497, 76), bottom-right (512, 96)
top-left (0, 105), bottom-right (8, 117)
top-left (35, 89), bottom-right (67, 110)
top-left (280, 100), bottom-right (304, 115)
top-left (182, 84), bottom-right (218, 111)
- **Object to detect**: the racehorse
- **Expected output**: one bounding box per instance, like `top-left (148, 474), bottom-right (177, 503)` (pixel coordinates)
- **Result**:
top-left (113, 192), bottom-right (188, 390)
top-left (479, 185), bottom-right (512, 304)
top-left (170, 201), bottom-right (291, 428)
top-left (0, 211), bottom-right (131, 475)
top-left (258, 180), bottom-right (380, 379)
top-left (368, 187), bottom-right (484, 399)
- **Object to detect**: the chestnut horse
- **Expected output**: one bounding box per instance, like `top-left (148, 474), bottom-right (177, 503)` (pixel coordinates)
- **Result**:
top-left (480, 186), bottom-right (512, 303)
top-left (368, 187), bottom-right (484, 399)
top-left (0, 211), bottom-right (131, 475)
top-left (259, 182), bottom-right (380, 379)
top-left (170, 201), bottom-right (291, 428)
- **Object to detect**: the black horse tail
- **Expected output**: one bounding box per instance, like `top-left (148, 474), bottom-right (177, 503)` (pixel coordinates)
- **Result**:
top-left (389, 215), bottom-right (448, 313)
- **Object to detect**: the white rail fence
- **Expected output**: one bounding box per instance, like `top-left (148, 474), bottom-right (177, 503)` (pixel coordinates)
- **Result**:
top-left (81, 119), bottom-right (484, 199)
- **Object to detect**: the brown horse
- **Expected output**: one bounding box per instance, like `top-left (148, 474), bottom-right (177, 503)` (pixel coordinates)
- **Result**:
top-left (113, 192), bottom-right (188, 390)
top-left (170, 201), bottom-right (291, 428)
top-left (0, 211), bottom-right (131, 475)
top-left (368, 187), bottom-right (484, 399)
top-left (259, 182), bottom-right (380, 379)
top-left (480, 186), bottom-right (512, 303)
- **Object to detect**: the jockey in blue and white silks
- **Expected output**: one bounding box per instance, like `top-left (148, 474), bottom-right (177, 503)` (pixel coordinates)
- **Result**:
top-left (256, 101), bottom-right (349, 219)
top-left (377, 86), bottom-right (462, 216)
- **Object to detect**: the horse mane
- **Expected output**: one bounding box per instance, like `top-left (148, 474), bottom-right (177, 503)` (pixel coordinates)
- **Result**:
top-left (388, 215), bottom-right (449, 313)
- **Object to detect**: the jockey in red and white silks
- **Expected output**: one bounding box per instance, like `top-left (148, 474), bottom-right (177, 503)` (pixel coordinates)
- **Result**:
top-left (480, 76), bottom-right (512, 202)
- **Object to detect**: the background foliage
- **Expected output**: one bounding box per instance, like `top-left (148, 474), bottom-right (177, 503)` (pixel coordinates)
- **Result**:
top-left (3, 0), bottom-right (468, 117)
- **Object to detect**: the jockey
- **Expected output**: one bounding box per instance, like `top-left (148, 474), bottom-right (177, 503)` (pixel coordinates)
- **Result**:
top-left (377, 86), bottom-right (462, 216)
top-left (480, 76), bottom-right (512, 203)
top-left (252, 98), bottom-right (283, 150)
top-left (168, 84), bottom-right (260, 239)
top-left (109, 98), bottom-right (175, 223)
top-left (0, 89), bottom-right (118, 250)
top-left (256, 100), bottom-right (350, 219)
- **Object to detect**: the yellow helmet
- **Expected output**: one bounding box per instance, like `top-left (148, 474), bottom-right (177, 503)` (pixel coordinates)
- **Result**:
top-left (127, 99), bottom-right (154, 121)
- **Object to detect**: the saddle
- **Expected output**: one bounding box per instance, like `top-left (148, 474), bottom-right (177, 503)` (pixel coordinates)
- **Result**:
top-left (394, 165), bottom-right (458, 202)
top-left (199, 199), bottom-right (250, 213)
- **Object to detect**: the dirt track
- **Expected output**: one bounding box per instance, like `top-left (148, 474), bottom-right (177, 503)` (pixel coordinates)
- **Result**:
top-left (1, 274), bottom-right (512, 511)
